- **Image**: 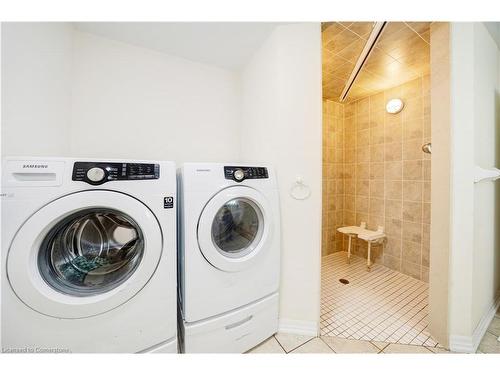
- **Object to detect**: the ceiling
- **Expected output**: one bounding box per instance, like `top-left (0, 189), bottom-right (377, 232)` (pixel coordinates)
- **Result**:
top-left (74, 22), bottom-right (279, 70)
top-left (322, 22), bottom-right (431, 102)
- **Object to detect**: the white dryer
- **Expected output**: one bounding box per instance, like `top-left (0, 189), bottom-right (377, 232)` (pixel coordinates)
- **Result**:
top-left (1, 157), bottom-right (177, 353)
top-left (177, 163), bottom-right (280, 353)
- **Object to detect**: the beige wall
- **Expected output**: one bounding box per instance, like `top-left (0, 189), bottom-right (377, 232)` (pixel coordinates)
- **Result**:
top-left (322, 76), bottom-right (431, 281)
top-left (428, 22), bottom-right (451, 349)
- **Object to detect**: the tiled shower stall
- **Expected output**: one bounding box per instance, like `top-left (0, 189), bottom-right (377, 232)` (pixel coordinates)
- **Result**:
top-left (322, 75), bottom-right (431, 281)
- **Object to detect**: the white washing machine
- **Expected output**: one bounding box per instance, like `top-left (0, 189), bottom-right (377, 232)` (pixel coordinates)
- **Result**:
top-left (177, 163), bottom-right (280, 353)
top-left (1, 157), bottom-right (178, 353)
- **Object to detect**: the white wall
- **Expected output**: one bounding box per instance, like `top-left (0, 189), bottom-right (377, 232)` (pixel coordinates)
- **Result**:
top-left (1, 25), bottom-right (241, 163)
top-left (448, 22), bottom-right (500, 352)
top-left (1, 22), bottom-right (73, 156)
top-left (240, 23), bottom-right (322, 334)
top-left (471, 22), bottom-right (500, 332)
top-left (70, 31), bottom-right (240, 164)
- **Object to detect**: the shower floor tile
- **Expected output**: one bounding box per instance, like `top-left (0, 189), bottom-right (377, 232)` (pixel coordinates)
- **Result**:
top-left (321, 251), bottom-right (439, 348)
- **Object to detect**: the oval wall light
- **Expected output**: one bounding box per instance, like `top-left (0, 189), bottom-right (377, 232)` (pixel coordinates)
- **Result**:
top-left (386, 98), bottom-right (404, 114)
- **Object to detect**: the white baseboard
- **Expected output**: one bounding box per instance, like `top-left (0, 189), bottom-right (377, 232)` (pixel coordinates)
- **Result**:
top-left (450, 292), bottom-right (500, 353)
top-left (278, 319), bottom-right (319, 337)
top-left (449, 335), bottom-right (475, 353)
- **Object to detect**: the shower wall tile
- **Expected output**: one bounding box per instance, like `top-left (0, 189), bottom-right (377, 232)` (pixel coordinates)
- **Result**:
top-left (370, 93), bottom-right (385, 112)
top-left (402, 240), bottom-right (422, 264)
top-left (423, 114), bottom-right (432, 139)
top-left (423, 160), bottom-right (431, 180)
top-left (384, 142), bottom-right (402, 161)
top-left (356, 179), bottom-right (369, 196)
top-left (423, 181), bottom-right (431, 202)
top-left (322, 99), bottom-right (345, 255)
top-left (385, 161), bottom-right (403, 180)
top-left (402, 261), bottom-right (421, 280)
top-left (385, 218), bottom-right (402, 238)
top-left (345, 179), bottom-right (355, 193)
top-left (338, 75), bottom-right (431, 280)
top-left (385, 199), bottom-right (403, 219)
top-left (368, 107), bottom-right (384, 123)
top-left (357, 114), bottom-right (370, 130)
top-left (370, 162), bottom-right (385, 180)
top-left (403, 221), bottom-right (423, 244)
top-left (370, 145), bottom-right (384, 161)
top-left (421, 266), bottom-right (430, 282)
top-left (423, 202), bottom-right (431, 224)
top-left (370, 180), bottom-right (384, 198)
top-left (356, 196), bottom-right (369, 213)
top-left (403, 181), bottom-right (423, 201)
top-left (403, 139), bottom-right (424, 160)
top-left (384, 254), bottom-right (401, 270)
top-left (403, 98), bottom-right (423, 121)
top-left (403, 160), bottom-right (423, 180)
top-left (422, 244), bottom-right (430, 267)
top-left (402, 200), bottom-right (423, 222)
top-left (356, 146), bottom-right (370, 162)
top-left (386, 180), bottom-right (403, 200)
top-left (384, 236), bottom-right (402, 256)
top-left (357, 163), bottom-right (370, 179)
top-left (403, 118), bottom-right (424, 140)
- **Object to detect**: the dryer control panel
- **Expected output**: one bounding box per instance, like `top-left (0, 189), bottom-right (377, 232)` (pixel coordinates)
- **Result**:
top-left (72, 162), bottom-right (160, 185)
top-left (224, 166), bottom-right (268, 182)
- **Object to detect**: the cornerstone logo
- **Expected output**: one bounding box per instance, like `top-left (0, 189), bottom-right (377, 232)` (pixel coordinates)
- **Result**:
top-left (2, 347), bottom-right (71, 353)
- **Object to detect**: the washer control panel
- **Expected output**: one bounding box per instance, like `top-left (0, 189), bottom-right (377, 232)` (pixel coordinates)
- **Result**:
top-left (224, 166), bottom-right (268, 182)
top-left (72, 162), bottom-right (160, 185)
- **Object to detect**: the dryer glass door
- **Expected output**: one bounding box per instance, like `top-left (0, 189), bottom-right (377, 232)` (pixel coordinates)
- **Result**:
top-left (197, 186), bottom-right (273, 272)
top-left (211, 198), bottom-right (263, 258)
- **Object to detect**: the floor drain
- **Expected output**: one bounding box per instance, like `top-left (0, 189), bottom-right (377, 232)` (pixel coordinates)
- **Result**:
top-left (339, 278), bottom-right (349, 285)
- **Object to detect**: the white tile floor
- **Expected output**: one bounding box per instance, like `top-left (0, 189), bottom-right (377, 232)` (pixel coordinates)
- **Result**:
top-left (477, 310), bottom-right (500, 353)
top-left (320, 251), bottom-right (439, 347)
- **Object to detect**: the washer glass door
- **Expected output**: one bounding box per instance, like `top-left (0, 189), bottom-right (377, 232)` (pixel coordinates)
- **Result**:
top-left (38, 208), bottom-right (144, 296)
top-left (7, 190), bottom-right (163, 319)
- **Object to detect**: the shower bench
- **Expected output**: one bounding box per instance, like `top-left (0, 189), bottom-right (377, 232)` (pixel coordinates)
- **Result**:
top-left (337, 222), bottom-right (386, 271)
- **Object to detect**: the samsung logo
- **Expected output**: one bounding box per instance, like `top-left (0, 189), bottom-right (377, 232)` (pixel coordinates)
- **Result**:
top-left (23, 164), bottom-right (48, 169)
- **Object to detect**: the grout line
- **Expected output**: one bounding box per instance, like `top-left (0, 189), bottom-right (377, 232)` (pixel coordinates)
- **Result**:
top-left (320, 252), bottom-right (437, 348)
top-left (319, 336), bottom-right (338, 353)
top-left (273, 335), bottom-right (288, 353)
top-left (404, 22), bottom-right (431, 46)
